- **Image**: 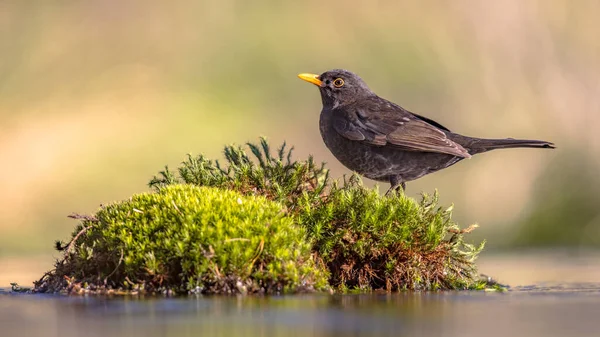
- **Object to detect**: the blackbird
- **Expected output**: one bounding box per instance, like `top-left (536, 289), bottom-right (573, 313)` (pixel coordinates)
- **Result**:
top-left (298, 69), bottom-right (555, 194)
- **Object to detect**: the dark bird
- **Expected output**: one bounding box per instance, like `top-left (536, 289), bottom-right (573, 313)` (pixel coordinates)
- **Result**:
top-left (298, 69), bottom-right (555, 194)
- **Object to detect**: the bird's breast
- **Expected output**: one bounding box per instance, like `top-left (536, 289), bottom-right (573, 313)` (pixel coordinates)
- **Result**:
top-left (319, 109), bottom-right (387, 180)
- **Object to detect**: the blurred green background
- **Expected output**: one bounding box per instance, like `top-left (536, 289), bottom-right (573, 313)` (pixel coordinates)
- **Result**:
top-left (1, 0), bottom-right (599, 274)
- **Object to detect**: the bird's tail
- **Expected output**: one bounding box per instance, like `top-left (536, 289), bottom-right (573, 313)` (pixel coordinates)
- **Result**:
top-left (461, 137), bottom-right (555, 155)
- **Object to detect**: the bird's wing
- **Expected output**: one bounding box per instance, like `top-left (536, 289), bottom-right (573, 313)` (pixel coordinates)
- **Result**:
top-left (332, 103), bottom-right (471, 158)
top-left (410, 112), bottom-right (452, 132)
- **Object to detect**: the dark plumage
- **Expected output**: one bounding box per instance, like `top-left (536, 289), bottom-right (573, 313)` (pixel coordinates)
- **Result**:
top-left (298, 69), bottom-right (555, 194)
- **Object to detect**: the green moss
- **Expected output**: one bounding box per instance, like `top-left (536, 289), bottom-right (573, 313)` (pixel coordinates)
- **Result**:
top-left (297, 176), bottom-right (485, 291)
top-left (148, 137), bottom-right (328, 211)
top-left (35, 184), bottom-right (329, 294)
top-left (35, 138), bottom-right (498, 294)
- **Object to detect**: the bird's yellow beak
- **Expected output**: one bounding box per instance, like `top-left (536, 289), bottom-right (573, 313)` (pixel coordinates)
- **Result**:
top-left (298, 73), bottom-right (323, 87)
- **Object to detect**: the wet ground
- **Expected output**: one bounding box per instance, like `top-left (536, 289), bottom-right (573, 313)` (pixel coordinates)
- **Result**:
top-left (1, 252), bottom-right (599, 337)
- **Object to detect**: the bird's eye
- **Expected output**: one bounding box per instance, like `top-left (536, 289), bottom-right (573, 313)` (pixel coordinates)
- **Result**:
top-left (333, 78), bottom-right (344, 87)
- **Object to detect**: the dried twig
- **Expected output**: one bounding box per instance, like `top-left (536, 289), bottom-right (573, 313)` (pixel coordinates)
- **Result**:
top-left (67, 213), bottom-right (99, 222)
top-left (63, 224), bottom-right (93, 256)
top-left (104, 248), bottom-right (125, 283)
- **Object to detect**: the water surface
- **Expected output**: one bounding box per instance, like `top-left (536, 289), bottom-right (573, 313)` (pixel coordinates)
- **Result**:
top-left (2, 252), bottom-right (599, 337)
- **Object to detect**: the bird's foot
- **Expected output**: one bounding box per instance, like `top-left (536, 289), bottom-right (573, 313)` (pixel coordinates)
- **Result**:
top-left (384, 182), bottom-right (406, 197)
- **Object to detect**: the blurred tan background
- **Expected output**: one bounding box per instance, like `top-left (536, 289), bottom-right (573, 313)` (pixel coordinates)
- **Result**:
top-left (1, 1), bottom-right (599, 284)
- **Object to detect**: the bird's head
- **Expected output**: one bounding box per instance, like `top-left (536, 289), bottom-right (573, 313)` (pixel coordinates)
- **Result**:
top-left (298, 69), bottom-right (374, 109)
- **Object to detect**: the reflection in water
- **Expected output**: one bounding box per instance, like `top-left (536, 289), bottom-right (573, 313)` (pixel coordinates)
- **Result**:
top-left (2, 285), bottom-right (600, 337)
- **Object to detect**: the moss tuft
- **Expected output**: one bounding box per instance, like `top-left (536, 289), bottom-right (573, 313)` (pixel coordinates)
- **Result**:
top-left (148, 137), bottom-right (328, 211)
top-left (298, 176), bottom-right (484, 291)
top-left (35, 184), bottom-right (329, 295)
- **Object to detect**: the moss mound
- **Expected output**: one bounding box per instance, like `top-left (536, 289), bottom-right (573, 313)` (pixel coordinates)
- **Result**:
top-left (35, 138), bottom-right (495, 294)
top-left (35, 184), bottom-right (328, 294)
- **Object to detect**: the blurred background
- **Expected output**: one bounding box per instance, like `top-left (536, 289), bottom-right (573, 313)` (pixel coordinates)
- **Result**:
top-left (1, 0), bottom-right (599, 286)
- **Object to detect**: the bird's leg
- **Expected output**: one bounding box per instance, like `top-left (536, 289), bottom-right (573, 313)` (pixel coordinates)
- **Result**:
top-left (385, 176), bottom-right (406, 196)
